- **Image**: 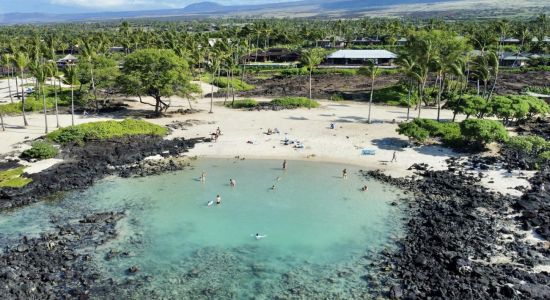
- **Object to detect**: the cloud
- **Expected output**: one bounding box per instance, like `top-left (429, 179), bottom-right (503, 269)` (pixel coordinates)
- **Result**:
top-left (50, 0), bottom-right (157, 8)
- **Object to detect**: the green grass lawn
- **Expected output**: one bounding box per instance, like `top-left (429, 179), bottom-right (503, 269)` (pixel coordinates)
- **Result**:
top-left (0, 167), bottom-right (32, 188)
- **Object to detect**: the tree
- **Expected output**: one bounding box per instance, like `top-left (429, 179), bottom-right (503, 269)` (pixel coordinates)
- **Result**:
top-left (63, 65), bottom-right (79, 126)
top-left (397, 54), bottom-right (416, 121)
top-left (119, 49), bottom-right (191, 114)
top-left (46, 62), bottom-right (61, 128)
top-left (1, 54), bottom-right (14, 104)
top-left (460, 119), bottom-right (508, 148)
top-left (300, 48), bottom-right (324, 105)
top-left (30, 62), bottom-right (49, 133)
top-left (358, 60), bottom-right (381, 124)
top-left (12, 52), bottom-right (30, 126)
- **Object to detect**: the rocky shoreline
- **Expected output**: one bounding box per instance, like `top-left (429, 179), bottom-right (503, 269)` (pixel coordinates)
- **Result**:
top-left (366, 159), bottom-right (550, 299)
top-left (0, 135), bottom-right (206, 211)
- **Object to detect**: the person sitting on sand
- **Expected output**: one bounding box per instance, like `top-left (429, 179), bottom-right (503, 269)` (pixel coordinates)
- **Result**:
top-left (342, 168), bottom-right (348, 179)
top-left (230, 178), bottom-right (236, 187)
top-left (216, 127), bottom-right (222, 136)
top-left (267, 128), bottom-right (273, 135)
top-left (255, 233), bottom-right (266, 240)
top-left (247, 140), bottom-right (254, 144)
top-left (216, 195), bottom-right (221, 205)
top-left (330, 123), bottom-right (335, 129)
top-left (274, 128), bottom-right (280, 134)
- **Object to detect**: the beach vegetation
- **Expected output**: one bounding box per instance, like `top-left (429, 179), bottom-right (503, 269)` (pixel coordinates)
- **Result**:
top-left (46, 119), bottom-right (167, 145)
top-left (225, 99), bottom-right (258, 108)
top-left (21, 141), bottom-right (59, 160)
top-left (270, 97), bottom-right (320, 108)
top-left (0, 167), bottom-right (32, 188)
top-left (459, 119), bottom-right (509, 147)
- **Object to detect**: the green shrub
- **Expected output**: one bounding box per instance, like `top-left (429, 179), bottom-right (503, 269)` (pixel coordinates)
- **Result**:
top-left (21, 141), bottom-right (59, 160)
top-left (506, 135), bottom-right (549, 153)
top-left (0, 98), bottom-right (54, 115)
top-left (540, 151), bottom-right (550, 162)
top-left (372, 85), bottom-right (418, 107)
top-left (397, 118), bottom-right (461, 145)
top-left (460, 119), bottom-right (509, 147)
top-left (47, 119), bottom-right (168, 145)
top-left (270, 97), bottom-right (320, 108)
top-left (211, 77), bottom-right (255, 91)
top-left (0, 167), bottom-right (32, 188)
top-left (225, 99), bottom-right (258, 109)
top-left (330, 93), bottom-right (344, 101)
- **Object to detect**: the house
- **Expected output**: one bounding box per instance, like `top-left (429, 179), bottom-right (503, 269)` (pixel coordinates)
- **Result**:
top-left (324, 50), bottom-right (397, 67)
top-left (316, 37), bottom-right (347, 49)
top-left (500, 38), bottom-right (520, 45)
top-left (531, 36), bottom-right (550, 43)
top-left (500, 52), bottom-right (530, 67)
top-left (109, 46), bottom-right (125, 53)
top-left (57, 54), bottom-right (78, 67)
top-left (351, 37), bottom-right (382, 46)
top-left (396, 38), bottom-right (408, 46)
top-left (245, 48), bottom-right (300, 63)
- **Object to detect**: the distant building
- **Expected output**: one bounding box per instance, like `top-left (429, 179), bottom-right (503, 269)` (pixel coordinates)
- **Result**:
top-left (500, 38), bottom-right (520, 45)
top-left (351, 37), bottom-right (382, 46)
top-left (396, 38), bottom-right (408, 46)
top-left (316, 37), bottom-right (347, 49)
top-left (324, 50), bottom-right (397, 67)
top-left (500, 52), bottom-right (530, 67)
top-left (109, 46), bottom-right (125, 53)
top-left (245, 48), bottom-right (300, 63)
top-left (57, 54), bottom-right (78, 67)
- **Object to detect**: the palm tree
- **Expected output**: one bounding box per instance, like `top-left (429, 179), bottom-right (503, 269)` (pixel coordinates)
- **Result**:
top-left (31, 62), bottom-right (49, 133)
top-left (12, 52), bottom-right (30, 126)
top-left (79, 38), bottom-right (98, 109)
top-left (63, 65), bottom-right (78, 126)
top-left (397, 55), bottom-right (416, 121)
top-left (358, 60), bottom-right (381, 124)
top-left (1, 54), bottom-right (14, 103)
top-left (46, 62), bottom-right (61, 128)
top-left (300, 48), bottom-right (325, 105)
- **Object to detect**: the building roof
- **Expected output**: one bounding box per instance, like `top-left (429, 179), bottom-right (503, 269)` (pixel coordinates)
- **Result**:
top-left (326, 50), bottom-right (397, 60)
top-left (57, 54), bottom-right (78, 62)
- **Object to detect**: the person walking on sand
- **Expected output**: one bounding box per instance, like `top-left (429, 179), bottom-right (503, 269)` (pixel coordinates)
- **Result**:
top-left (283, 160), bottom-right (287, 170)
top-left (342, 168), bottom-right (348, 179)
top-left (391, 151), bottom-right (397, 163)
top-left (216, 195), bottom-right (222, 205)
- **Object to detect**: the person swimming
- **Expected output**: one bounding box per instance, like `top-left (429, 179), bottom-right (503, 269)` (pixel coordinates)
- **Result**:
top-left (255, 233), bottom-right (267, 240)
top-left (199, 171), bottom-right (207, 182)
top-left (361, 185), bottom-right (369, 192)
top-left (216, 195), bottom-right (221, 205)
top-left (207, 200), bottom-right (214, 206)
top-left (270, 185), bottom-right (276, 191)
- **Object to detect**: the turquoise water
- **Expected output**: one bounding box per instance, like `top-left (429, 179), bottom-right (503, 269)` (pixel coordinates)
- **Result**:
top-left (0, 159), bottom-right (404, 298)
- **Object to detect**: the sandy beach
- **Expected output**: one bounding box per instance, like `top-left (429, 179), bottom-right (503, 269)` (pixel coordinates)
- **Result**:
top-left (0, 80), bottom-right (533, 195)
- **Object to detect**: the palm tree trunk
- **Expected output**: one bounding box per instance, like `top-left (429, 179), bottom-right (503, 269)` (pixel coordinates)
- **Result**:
top-left (436, 73), bottom-right (444, 122)
top-left (210, 79), bottom-right (214, 114)
top-left (15, 74), bottom-right (19, 100)
top-left (309, 71), bottom-right (313, 100)
top-left (71, 85), bottom-right (75, 126)
top-left (7, 67), bottom-right (13, 103)
top-left (20, 70), bottom-right (28, 127)
top-left (90, 68), bottom-right (98, 111)
top-left (55, 77), bottom-right (60, 128)
top-left (231, 69), bottom-right (236, 106)
top-left (0, 110), bottom-right (5, 131)
top-left (41, 83), bottom-right (48, 133)
top-left (367, 76), bottom-right (375, 123)
top-left (487, 72), bottom-right (499, 101)
top-left (406, 80), bottom-right (412, 121)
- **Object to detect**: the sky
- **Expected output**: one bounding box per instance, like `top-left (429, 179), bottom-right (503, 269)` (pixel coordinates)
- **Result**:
top-left (0, 0), bottom-right (296, 14)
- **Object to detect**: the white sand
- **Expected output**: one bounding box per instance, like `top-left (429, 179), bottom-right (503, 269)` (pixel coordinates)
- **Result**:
top-left (0, 81), bottom-right (533, 193)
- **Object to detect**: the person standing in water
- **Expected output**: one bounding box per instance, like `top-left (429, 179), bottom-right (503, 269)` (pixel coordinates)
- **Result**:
top-left (216, 195), bottom-right (222, 205)
top-left (283, 160), bottom-right (287, 170)
top-left (391, 151), bottom-right (397, 163)
top-left (200, 172), bottom-right (207, 182)
top-left (230, 178), bottom-right (236, 187)
top-left (342, 168), bottom-right (348, 179)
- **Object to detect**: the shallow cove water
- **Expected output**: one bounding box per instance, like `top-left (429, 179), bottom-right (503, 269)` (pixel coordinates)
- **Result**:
top-left (0, 159), bottom-right (404, 298)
